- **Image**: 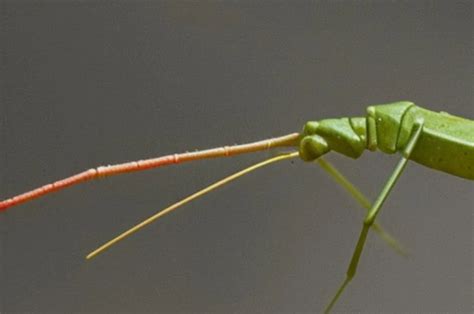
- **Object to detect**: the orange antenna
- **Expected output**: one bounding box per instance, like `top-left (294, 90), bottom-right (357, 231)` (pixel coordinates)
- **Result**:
top-left (0, 133), bottom-right (300, 211)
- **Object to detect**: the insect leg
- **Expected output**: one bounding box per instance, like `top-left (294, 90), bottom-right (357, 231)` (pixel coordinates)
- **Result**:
top-left (316, 158), bottom-right (408, 256)
top-left (324, 120), bottom-right (424, 313)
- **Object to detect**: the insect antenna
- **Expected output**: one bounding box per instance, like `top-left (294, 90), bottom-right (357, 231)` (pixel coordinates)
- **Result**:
top-left (0, 133), bottom-right (300, 211)
top-left (86, 151), bottom-right (299, 260)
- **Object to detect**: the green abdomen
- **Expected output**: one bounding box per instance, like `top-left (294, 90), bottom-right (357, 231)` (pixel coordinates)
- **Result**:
top-left (400, 106), bottom-right (474, 180)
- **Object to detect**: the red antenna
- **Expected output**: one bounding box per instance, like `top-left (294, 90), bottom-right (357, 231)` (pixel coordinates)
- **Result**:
top-left (0, 133), bottom-right (300, 211)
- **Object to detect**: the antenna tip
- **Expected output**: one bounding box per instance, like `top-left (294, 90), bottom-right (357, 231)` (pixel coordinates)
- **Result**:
top-left (85, 251), bottom-right (97, 260)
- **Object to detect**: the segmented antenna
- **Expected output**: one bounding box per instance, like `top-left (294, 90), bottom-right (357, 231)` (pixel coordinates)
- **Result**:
top-left (0, 133), bottom-right (300, 211)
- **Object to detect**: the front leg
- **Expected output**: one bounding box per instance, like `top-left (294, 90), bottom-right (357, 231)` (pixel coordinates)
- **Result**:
top-left (324, 119), bottom-right (424, 313)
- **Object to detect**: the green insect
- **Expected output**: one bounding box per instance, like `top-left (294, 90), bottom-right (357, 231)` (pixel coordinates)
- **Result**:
top-left (300, 101), bottom-right (474, 312)
top-left (1, 101), bottom-right (473, 312)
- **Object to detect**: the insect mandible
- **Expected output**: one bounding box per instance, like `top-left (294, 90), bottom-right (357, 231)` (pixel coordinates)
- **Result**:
top-left (1, 101), bottom-right (473, 312)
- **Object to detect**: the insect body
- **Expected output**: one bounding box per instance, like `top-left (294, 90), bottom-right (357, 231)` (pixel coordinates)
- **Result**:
top-left (1, 101), bottom-right (473, 312)
top-left (300, 101), bottom-right (474, 179)
top-left (300, 101), bottom-right (474, 312)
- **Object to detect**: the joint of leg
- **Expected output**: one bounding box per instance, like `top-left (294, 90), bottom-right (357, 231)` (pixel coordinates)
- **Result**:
top-left (346, 269), bottom-right (356, 280)
top-left (363, 216), bottom-right (375, 228)
top-left (403, 118), bottom-right (424, 157)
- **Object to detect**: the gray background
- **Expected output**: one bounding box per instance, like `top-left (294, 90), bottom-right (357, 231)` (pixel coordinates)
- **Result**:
top-left (1, 1), bottom-right (472, 313)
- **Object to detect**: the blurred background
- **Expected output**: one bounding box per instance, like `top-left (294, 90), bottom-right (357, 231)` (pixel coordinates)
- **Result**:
top-left (1, 1), bottom-right (472, 313)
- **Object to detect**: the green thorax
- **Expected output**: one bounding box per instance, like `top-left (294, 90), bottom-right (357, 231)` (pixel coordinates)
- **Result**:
top-left (398, 105), bottom-right (474, 180)
top-left (299, 101), bottom-right (474, 180)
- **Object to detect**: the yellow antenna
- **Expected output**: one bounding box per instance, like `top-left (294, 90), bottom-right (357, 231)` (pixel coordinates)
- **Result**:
top-left (86, 151), bottom-right (299, 260)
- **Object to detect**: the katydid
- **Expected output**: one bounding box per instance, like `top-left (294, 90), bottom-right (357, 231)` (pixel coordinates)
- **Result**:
top-left (1, 101), bottom-right (473, 312)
